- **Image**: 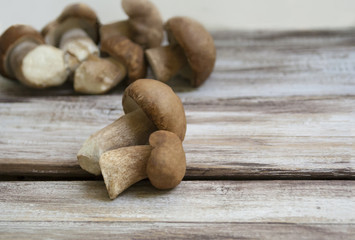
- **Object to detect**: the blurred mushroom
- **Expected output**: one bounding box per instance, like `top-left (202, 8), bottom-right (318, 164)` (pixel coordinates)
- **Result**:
top-left (101, 35), bottom-right (146, 84)
top-left (73, 55), bottom-right (126, 94)
top-left (145, 17), bottom-right (216, 87)
top-left (42, 3), bottom-right (100, 74)
top-left (100, 0), bottom-right (163, 49)
top-left (77, 79), bottom-right (186, 175)
top-left (0, 25), bottom-right (68, 88)
top-left (100, 130), bottom-right (186, 199)
top-left (74, 35), bottom-right (146, 94)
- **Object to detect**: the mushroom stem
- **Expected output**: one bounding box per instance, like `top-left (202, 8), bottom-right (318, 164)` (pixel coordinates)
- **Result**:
top-left (77, 108), bottom-right (157, 175)
top-left (99, 145), bottom-right (152, 199)
top-left (100, 20), bottom-right (132, 43)
top-left (9, 41), bottom-right (68, 88)
top-left (145, 45), bottom-right (187, 82)
top-left (59, 28), bottom-right (99, 73)
top-left (9, 41), bottom-right (38, 78)
top-left (73, 55), bottom-right (127, 94)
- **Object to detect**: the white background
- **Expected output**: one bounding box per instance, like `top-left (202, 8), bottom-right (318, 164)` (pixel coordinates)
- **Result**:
top-left (1, 0), bottom-right (355, 33)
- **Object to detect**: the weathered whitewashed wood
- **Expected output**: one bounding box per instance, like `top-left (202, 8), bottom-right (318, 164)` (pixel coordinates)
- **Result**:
top-left (0, 181), bottom-right (353, 223)
top-left (0, 95), bottom-right (353, 178)
top-left (0, 222), bottom-right (354, 240)
top-left (0, 30), bottom-right (354, 178)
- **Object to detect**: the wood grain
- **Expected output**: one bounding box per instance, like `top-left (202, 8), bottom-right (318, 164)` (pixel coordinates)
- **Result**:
top-left (0, 181), bottom-right (353, 223)
top-left (1, 222), bottom-right (354, 240)
top-left (0, 30), bottom-right (354, 179)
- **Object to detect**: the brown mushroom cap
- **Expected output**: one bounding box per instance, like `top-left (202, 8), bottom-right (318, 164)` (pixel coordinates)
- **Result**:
top-left (0, 25), bottom-right (44, 78)
top-left (41, 3), bottom-right (100, 46)
top-left (122, 0), bottom-right (163, 48)
top-left (147, 130), bottom-right (186, 189)
top-left (101, 35), bottom-right (146, 83)
top-left (165, 17), bottom-right (216, 87)
top-left (122, 79), bottom-right (186, 141)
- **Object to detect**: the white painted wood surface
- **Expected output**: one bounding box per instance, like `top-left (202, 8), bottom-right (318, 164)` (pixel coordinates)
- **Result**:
top-left (0, 30), bottom-right (354, 179)
top-left (1, 222), bottom-right (354, 240)
top-left (0, 29), bottom-right (354, 239)
top-left (0, 181), bottom-right (353, 223)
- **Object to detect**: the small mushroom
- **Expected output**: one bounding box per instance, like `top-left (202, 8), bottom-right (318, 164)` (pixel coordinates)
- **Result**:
top-left (77, 79), bottom-right (186, 175)
top-left (100, 0), bottom-right (163, 49)
top-left (74, 35), bottom-right (146, 94)
top-left (147, 130), bottom-right (186, 190)
top-left (73, 55), bottom-right (126, 94)
top-left (101, 35), bottom-right (146, 84)
top-left (0, 25), bottom-right (68, 88)
top-left (42, 3), bottom-right (100, 74)
top-left (145, 17), bottom-right (216, 87)
top-left (100, 130), bottom-right (186, 199)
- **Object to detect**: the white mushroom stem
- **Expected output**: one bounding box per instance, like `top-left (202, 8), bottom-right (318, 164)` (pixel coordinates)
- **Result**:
top-left (99, 145), bottom-right (152, 199)
top-left (145, 45), bottom-right (187, 82)
top-left (59, 28), bottom-right (99, 73)
top-left (77, 108), bottom-right (157, 175)
top-left (9, 41), bottom-right (68, 88)
top-left (73, 55), bottom-right (127, 94)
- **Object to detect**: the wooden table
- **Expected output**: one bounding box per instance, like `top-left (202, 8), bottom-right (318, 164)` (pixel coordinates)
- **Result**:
top-left (0, 30), bottom-right (354, 239)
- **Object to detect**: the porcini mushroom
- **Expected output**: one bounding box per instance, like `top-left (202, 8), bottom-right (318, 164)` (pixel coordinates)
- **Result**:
top-left (101, 35), bottom-right (146, 84)
top-left (100, 0), bottom-right (163, 49)
top-left (42, 3), bottom-right (100, 73)
top-left (73, 55), bottom-right (126, 94)
top-left (100, 130), bottom-right (186, 199)
top-left (145, 17), bottom-right (216, 87)
top-left (74, 35), bottom-right (146, 94)
top-left (0, 25), bottom-right (68, 88)
top-left (77, 79), bottom-right (186, 175)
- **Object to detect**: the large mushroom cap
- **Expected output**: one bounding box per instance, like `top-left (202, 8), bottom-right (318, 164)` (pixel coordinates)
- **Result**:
top-left (101, 35), bottom-right (146, 83)
top-left (0, 25), bottom-right (44, 78)
top-left (122, 0), bottom-right (163, 48)
top-left (147, 130), bottom-right (186, 189)
top-left (41, 3), bottom-right (100, 46)
top-left (165, 17), bottom-right (216, 87)
top-left (122, 79), bottom-right (186, 141)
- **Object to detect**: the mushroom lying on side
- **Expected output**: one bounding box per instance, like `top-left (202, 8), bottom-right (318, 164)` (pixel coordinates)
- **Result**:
top-left (42, 3), bottom-right (100, 74)
top-left (77, 79), bottom-right (186, 175)
top-left (73, 35), bottom-right (146, 94)
top-left (100, 130), bottom-right (186, 199)
top-left (73, 54), bottom-right (126, 94)
top-left (100, 0), bottom-right (163, 49)
top-left (0, 25), bottom-right (68, 88)
top-left (100, 35), bottom-right (146, 84)
top-left (145, 17), bottom-right (216, 87)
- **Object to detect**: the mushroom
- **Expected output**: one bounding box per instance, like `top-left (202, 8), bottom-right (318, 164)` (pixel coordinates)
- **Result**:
top-left (0, 25), bottom-right (68, 88)
top-left (99, 130), bottom-right (186, 199)
top-left (41, 3), bottom-right (100, 74)
top-left (74, 35), bottom-right (146, 94)
top-left (73, 55), bottom-right (126, 94)
top-left (100, 0), bottom-right (163, 49)
top-left (145, 17), bottom-right (216, 87)
top-left (77, 79), bottom-right (186, 175)
top-left (100, 35), bottom-right (146, 84)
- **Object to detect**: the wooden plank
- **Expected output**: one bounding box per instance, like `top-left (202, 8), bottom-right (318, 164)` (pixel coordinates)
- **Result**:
top-left (0, 95), bottom-right (353, 179)
top-left (0, 30), bottom-right (355, 178)
top-left (0, 181), bottom-right (353, 223)
top-left (1, 222), bottom-right (354, 240)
